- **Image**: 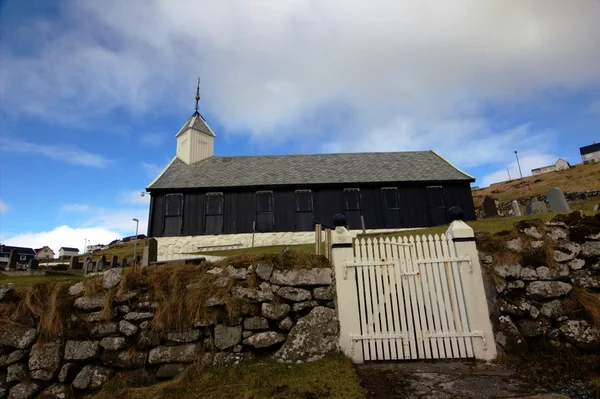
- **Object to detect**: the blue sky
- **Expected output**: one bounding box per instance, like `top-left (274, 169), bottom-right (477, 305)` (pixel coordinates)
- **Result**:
top-left (0, 0), bottom-right (599, 254)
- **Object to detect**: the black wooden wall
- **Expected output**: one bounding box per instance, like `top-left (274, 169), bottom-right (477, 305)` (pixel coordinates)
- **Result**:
top-left (147, 182), bottom-right (476, 237)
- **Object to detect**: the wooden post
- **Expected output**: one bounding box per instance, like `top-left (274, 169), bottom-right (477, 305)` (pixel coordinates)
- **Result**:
top-left (326, 229), bottom-right (332, 260)
top-left (360, 215), bottom-right (366, 234)
top-left (252, 221), bottom-right (256, 248)
top-left (315, 224), bottom-right (322, 255)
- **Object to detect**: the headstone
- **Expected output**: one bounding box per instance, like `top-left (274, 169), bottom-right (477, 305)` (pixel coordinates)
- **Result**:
top-left (530, 199), bottom-right (548, 215)
top-left (525, 204), bottom-right (533, 215)
top-left (111, 255), bottom-right (118, 268)
top-left (547, 187), bottom-right (571, 214)
top-left (147, 238), bottom-right (158, 266)
top-left (69, 256), bottom-right (79, 270)
top-left (482, 196), bottom-right (499, 218)
top-left (593, 204), bottom-right (599, 212)
top-left (511, 200), bottom-right (522, 217)
top-left (8, 250), bottom-right (17, 270)
top-left (97, 259), bottom-right (104, 272)
top-left (122, 257), bottom-right (128, 268)
top-left (86, 260), bottom-right (94, 274)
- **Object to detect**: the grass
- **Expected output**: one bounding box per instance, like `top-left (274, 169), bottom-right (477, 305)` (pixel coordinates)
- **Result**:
top-left (82, 240), bottom-right (147, 263)
top-left (88, 352), bottom-right (366, 399)
top-left (473, 162), bottom-right (600, 207)
top-left (0, 272), bottom-right (83, 287)
top-left (571, 287), bottom-right (600, 330)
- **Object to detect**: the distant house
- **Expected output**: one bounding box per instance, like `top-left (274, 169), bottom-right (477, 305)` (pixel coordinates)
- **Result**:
top-left (122, 234), bottom-right (147, 243)
top-left (531, 158), bottom-right (571, 176)
top-left (0, 245), bottom-right (36, 269)
top-left (58, 247), bottom-right (80, 258)
top-left (580, 143), bottom-right (600, 164)
top-left (87, 244), bottom-right (103, 253)
top-left (35, 246), bottom-right (55, 260)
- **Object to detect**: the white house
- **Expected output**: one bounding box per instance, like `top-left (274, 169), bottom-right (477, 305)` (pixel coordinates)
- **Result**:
top-left (580, 143), bottom-right (600, 163)
top-left (59, 247), bottom-right (79, 258)
top-left (35, 246), bottom-right (55, 260)
top-left (531, 158), bottom-right (571, 176)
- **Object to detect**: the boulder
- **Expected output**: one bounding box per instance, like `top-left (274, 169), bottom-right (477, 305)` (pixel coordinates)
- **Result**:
top-left (553, 242), bottom-right (581, 263)
top-left (74, 296), bottom-right (104, 311)
top-left (581, 241), bottom-right (600, 257)
top-left (119, 320), bottom-right (139, 336)
top-left (535, 265), bottom-right (569, 280)
top-left (520, 268), bottom-right (538, 281)
top-left (242, 330), bottom-right (253, 338)
top-left (546, 226), bottom-right (568, 241)
top-left (312, 286), bottom-right (334, 300)
top-left (243, 331), bottom-right (286, 348)
top-left (100, 350), bottom-right (147, 368)
top-left (8, 382), bottom-right (40, 399)
top-left (89, 322), bottom-right (118, 338)
top-left (539, 300), bottom-right (567, 319)
top-left (204, 296), bottom-right (226, 307)
top-left (0, 324), bottom-right (36, 349)
top-left (275, 287), bottom-right (312, 302)
top-left (494, 315), bottom-right (527, 352)
top-left (262, 303), bottom-right (291, 320)
top-left (498, 298), bottom-right (538, 319)
top-left (270, 268), bottom-right (332, 286)
top-left (559, 320), bottom-right (600, 351)
top-left (99, 337), bottom-right (127, 351)
top-left (279, 317), bottom-right (295, 331)
top-left (102, 268), bottom-right (123, 290)
top-left (226, 265), bottom-right (250, 280)
top-left (206, 267), bottom-right (223, 275)
top-left (84, 310), bottom-right (111, 323)
top-left (7, 363), bottom-right (27, 383)
top-left (493, 263), bottom-right (521, 279)
top-left (525, 281), bottom-right (572, 300)
top-left (243, 317), bottom-right (269, 330)
top-left (214, 325), bottom-right (242, 350)
top-left (167, 330), bottom-right (201, 343)
top-left (124, 312), bottom-right (154, 322)
top-left (506, 280), bottom-right (524, 290)
top-left (0, 283), bottom-right (15, 300)
top-left (64, 341), bottom-right (99, 361)
top-left (156, 363), bottom-right (187, 379)
top-left (231, 286), bottom-right (274, 302)
top-left (0, 350), bottom-right (25, 367)
top-left (148, 344), bottom-right (202, 364)
top-left (29, 341), bottom-right (62, 380)
top-left (72, 365), bottom-right (114, 390)
top-left (293, 301), bottom-right (319, 312)
top-left (515, 318), bottom-right (550, 337)
top-left (567, 258), bottom-right (585, 271)
top-left (255, 263), bottom-right (274, 281)
top-left (570, 270), bottom-right (600, 288)
top-left (114, 291), bottom-right (138, 304)
top-left (58, 363), bottom-right (81, 383)
top-left (38, 384), bottom-right (74, 399)
top-left (274, 306), bottom-right (339, 363)
top-left (507, 238), bottom-right (524, 252)
top-left (200, 352), bottom-right (253, 368)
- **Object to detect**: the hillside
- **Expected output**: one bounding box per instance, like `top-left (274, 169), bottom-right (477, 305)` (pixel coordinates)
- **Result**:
top-left (472, 162), bottom-right (600, 208)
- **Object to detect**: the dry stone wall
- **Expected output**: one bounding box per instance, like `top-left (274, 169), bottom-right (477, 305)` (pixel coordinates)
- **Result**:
top-left (479, 212), bottom-right (600, 354)
top-left (0, 259), bottom-right (338, 398)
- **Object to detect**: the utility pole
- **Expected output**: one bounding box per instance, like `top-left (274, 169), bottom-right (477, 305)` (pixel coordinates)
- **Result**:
top-left (514, 151), bottom-right (523, 179)
top-left (507, 169), bottom-right (512, 181)
top-left (132, 218), bottom-right (139, 267)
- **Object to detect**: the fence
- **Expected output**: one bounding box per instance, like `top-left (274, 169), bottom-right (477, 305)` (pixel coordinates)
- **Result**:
top-left (331, 219), bottom-right (496, 363)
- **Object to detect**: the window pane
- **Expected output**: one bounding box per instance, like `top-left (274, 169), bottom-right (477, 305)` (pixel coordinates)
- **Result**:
top-left (344, 189), bottom-right (361, 211)
top-left (206, 193), bottom-right (224, 215)
top-left (257, 192), bottom-right (273, 213)
top-left (427, 187), bottom-right (445, 208)
top-left (383, 188), bottom-right (399, 209)
top-left (295, 191), bottom-right (312, 212)
top-left (165, 194), bottom-right (183, 216)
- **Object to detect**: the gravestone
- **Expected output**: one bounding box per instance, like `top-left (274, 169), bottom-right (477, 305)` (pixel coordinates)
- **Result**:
top-left (111, 255), bottom-right (119, 268)
top-left (531, 199), bottom-right (548, 215)
top-left (122, 257), bottom-right (128, 268)
top-left (69, 256), bottom-right (80, 270)
top-left (525, 204), bottom-right (533, 215)
top-left (547, 187), bottom-right (571, 214)
top-left (483, 196), bottom-right (499, 218)
top-left (593, 204), bottom-right (599, 212)
top-left (511, 200), bottom-right (522, 217)
top-left (97, 259), bottom-right (104, 272)
top-left (86, 260), bottom-right (94, 274)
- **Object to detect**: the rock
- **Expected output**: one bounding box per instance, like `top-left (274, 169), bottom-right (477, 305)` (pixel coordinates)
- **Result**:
top-left (58, 363), bottom-right (80, 383)
top-left (506, 280), bottom-right (524, 290)
top-left (200, 352), bottom-right (253, 368)
top-left (553, 242), bottom-right (581, 263)
top-left (117, 305), bottom-right (130, 314)
top-left (148, 344), bottom-right (202, 364)
top-left (581, 241), bottom-right (600, 257)
top-left (167, 330), bottom-right (201, 343)
top-left (38, 384), bottom-right (74, 399)
top-left (89, 322), bottom-right (118, 338)
top-left (559, 320), bottom-right (600, 351)
top-left (531, 240), bottom-right (544, 249)
top-left (507, 238), bottom-right (524, 252)
top-left (233, 344), bottom-right (243, 353)
top-left (515, 318), bottom-right (550, 337)
top-left (567, 258), bottom-right (585, 270)
top-left (119, 320), bottom-right (139, 336)
top-left (255, 263), bottom-right (274, 281)
top-left (29, 341), bottom-right (62, 379)
top-left (547, 328), bottom-right (561, 340)
top-left (139, 321), bottom-right (150, 330)
top-left (494, 315), bottom-right (527, 352)
top-left (226, 265), bottom-right (250, 280)
top-left (520, 268), bottom-right (537, 281)
top-left (526, 281), bottom-right (572, 300)
top-left (312, 286), bottom-right (334, 300)
top-left (0, 324), bottom-right (36, 349)
top-left (535, 265), bottom-right (569, 280)
top-left (270, 268), bottom-right (332, 286)
top-left (278, 317), bottom-right (294, 331)
top-left (74, 295), bottom-right (105, 311)
top-left (72, 365), bottom-right (114, 390)
top-left (523, 226), bottom-right (543, 239)
top-left (114, 291), bottom-right (138, 304)
top-left (102, 268), bottom-right (123, 289)
top-left (204, 296), bottom-right (226, 307)
top-left (7, 363), bottom-right (27, 382)
top-left (231, 286), bottom-right (274, 302)
top-left (242, 330), bottom-right (253, 338)
top-left (99, 337), bottom-right (127, 351)
top-left (546, 226), bottom-right (568, 241)
top-left (156, 363), bottom-right (186, 379)
top-left (275, 287), bottom-right (312, 302)
top-left (493, 263), bottom-right (521, 279)
top-left (214, 325), bottom-right (242, 349)
top-left (481, 255), bottom-right (493, 265)
top-left (0, 350), bottom-right (25, 367)
top-left (138, 330), bottom-right (162, 349)
top-left (243, 331), bottom-right (286, 348)
top-left (262, 303), bottom-right (291, 320)
top-left (214, 277), bottom-right (230, 288)
top-left (274, 306), bottom-right (339, 363)
top-left (206, 267), bottom-right (223, 275)
top-left (570, 270), bottom-right (600, 288)
top-left (0, 283), bottom-right (14, 300)
top-left (124, 312), bottom-right (154, 322)
top-left (243, 317), bottom-right (269, 330)
top-left (498, 298), bottom-right (538, 318)
top-left (64, 341), bottom-right (99, 361)
top-left (100, 350), bottom-right (147, 368)
top-left (84, 310), bottom-right (111, 323)
top-left (8, 382), bottom-right (40, 399)
top-left (540, 300), bottom-right (567, 319)
top-left (293, 300), bottom-right (319, 312)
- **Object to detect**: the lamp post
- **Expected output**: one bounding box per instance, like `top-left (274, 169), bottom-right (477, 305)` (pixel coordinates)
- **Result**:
top-left (132, 218), bottom-right (139, 266)
top-left (514, 150), bottom-right (523, 179)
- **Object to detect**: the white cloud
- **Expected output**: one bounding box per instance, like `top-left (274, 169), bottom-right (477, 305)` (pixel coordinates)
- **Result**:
top-left (0, 138), bottom-right (111, 168)
top-left (0, 200), bottom-right (7, 213)
top-left (479, 152), bottom-right (559, 187)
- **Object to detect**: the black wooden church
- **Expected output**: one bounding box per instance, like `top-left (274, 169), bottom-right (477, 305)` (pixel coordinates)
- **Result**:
top-left (146, 97), bottom-right (476, 237)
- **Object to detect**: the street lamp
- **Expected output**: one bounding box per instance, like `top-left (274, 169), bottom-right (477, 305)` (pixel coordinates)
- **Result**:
top-left (514, 150), bottom-right (523, 179)
top-left (132, 218), bottom-right (139, 266)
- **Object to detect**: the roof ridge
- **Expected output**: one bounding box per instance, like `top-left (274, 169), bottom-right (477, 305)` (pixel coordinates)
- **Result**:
top-left (211, 150), bottom-right (432, 158)
top-left (429, 150), bottom-right (476, 180)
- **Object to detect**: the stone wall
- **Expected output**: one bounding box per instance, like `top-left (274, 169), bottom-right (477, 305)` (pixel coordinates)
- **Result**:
top-left (479, 212), bottom-right (600, 353)
top-left (0, 259), bottom-right (338, 398)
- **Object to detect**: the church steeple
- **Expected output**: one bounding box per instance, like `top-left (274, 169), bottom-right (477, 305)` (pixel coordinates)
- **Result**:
top-left (176, 79), bottom-right (216, 165)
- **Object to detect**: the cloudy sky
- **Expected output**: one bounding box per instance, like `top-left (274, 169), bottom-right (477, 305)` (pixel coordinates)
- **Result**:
top-left (1, 0), bottom-right (599, 255)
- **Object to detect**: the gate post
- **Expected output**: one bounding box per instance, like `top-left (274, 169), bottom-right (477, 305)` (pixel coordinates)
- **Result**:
top-left (446, 220), bottom-right (497, 361)
top-left (331, 216), bottom-right (364, 363)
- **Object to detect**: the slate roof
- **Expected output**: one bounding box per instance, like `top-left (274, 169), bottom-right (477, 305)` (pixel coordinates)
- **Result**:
top-left (59, 247), bottom-right (79, 252)
top-left (580, 143), bottom-right (600, 155)
top-left (147, 150), bottom-right (474, 190)
top-left (175, 111), bottom-right (215, 137)
top-left (0, 245), bottom-right (36, 256)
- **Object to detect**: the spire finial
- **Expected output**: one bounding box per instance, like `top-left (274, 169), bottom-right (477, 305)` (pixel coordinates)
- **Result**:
top-left (194, 77), bottom-right (200, 113)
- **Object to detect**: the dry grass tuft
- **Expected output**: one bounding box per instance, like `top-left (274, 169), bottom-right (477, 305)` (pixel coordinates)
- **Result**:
top-left (83, 277), bottom-right (104, 297)
top-left (571, 287), bottom-right (600, 329)
top-left (213, 250), bottom-right (330, 271)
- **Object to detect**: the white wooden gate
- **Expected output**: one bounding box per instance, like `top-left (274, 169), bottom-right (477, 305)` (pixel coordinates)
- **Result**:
top-left (332, 221), bottom-right (497, 363)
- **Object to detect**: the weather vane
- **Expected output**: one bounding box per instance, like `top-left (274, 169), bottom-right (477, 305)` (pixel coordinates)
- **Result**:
top-left (195, 77), bottom-right (200, 112)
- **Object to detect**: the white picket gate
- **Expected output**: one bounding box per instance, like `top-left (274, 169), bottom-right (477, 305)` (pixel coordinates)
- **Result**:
top-left (332, 220), bottom-right (497, 363)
